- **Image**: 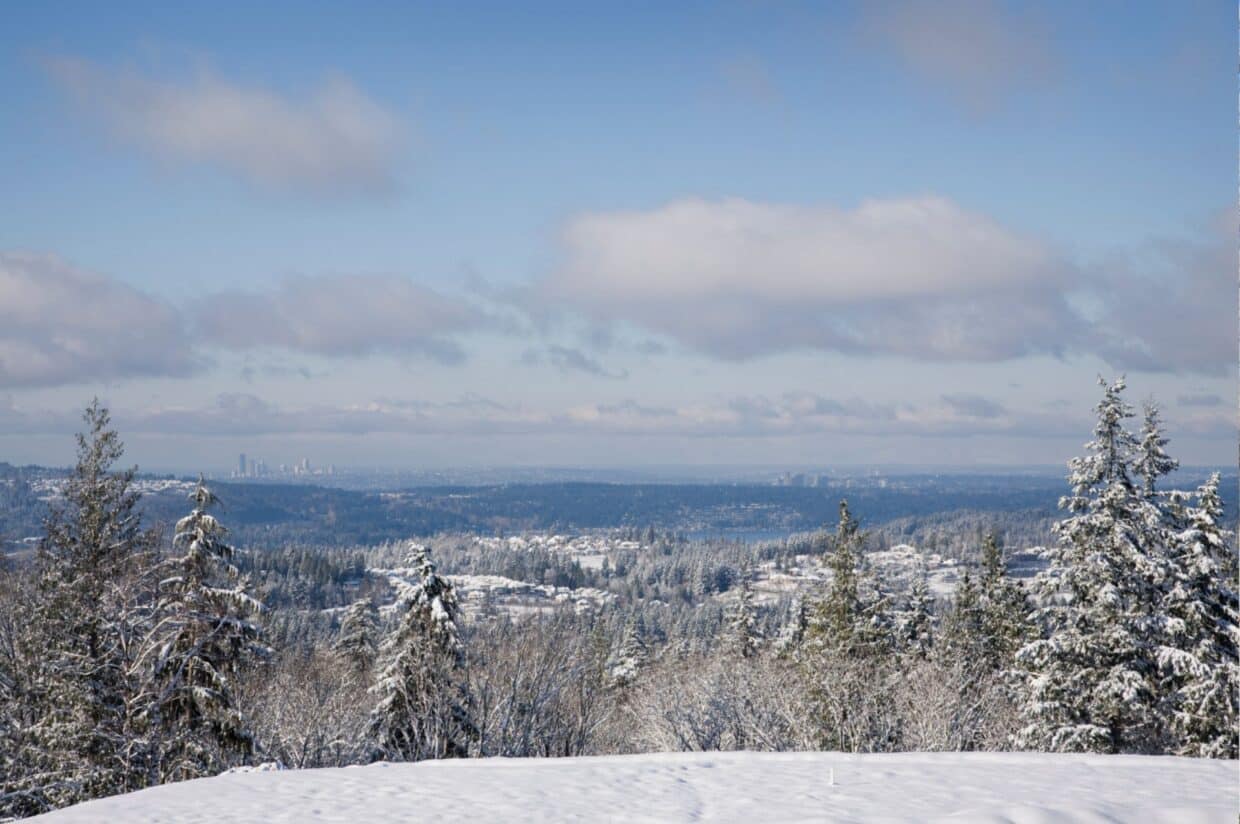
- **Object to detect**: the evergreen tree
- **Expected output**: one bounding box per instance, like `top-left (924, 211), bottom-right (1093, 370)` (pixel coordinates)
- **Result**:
top-left (896, 564), bottom-right (935, 659)
top-left (940, 569), bottom-right (981, 663)
top-left (800, 501), bottom-right (901, 751)
top-left (727, 574), bottom-right (761, 659)
top-left (1157, 474), bottom-right (1239, 757)
top-left (143, 481), bottom-right (265, 782)
top-left (976, 534), bottom-right (1030, 674)
top-left (335, 598), bottom-right (380, 678)
top-left (1133, 401), bottom-right (1178, 501)
top-left (607, 616), bottom-right (648, 688)
top-left (775, 596), bottom-right (808, 656)
top-left (1016, 378), bottom-right (1169, 754)
top-left (6, 402), bottom-right (157, 815)
top-left (369, 543), bottom-right (475, 760)
top-left (808, 500), bottom-right (864, 653)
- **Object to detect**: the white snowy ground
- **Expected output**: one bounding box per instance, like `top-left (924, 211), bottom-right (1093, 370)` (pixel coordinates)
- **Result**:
top-left (33, 751), bottom-right (1237, 823)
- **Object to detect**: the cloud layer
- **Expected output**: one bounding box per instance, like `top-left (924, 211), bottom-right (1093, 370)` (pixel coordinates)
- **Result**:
top-left (0, 258), bottom-right (488, 388)
top-left (47, 57), bottom-right (403, 194)
top-left (1, 198), bottom-right (1229, 390)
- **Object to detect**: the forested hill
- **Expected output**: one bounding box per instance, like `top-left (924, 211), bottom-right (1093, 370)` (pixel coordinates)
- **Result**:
top-left (4, 463), bottom-right (1234, 548)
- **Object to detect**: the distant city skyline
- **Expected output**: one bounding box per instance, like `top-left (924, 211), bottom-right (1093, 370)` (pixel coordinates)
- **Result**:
top-left (0, 2), bottom-right (1234, 470)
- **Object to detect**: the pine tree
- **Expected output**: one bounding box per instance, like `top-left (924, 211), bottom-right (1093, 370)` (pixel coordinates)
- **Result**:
top-left (1157, 474), bottom-right (1239, 757)
top-left (142, 481), bottom-right (265, 782)
top-left (6, 401), bottom-right (157, 815)
top-left (335, 598), bottom-right (380, 678)
top-left (1016, 378), bottom-right (1169, 754)
top-left (369, 543), bottom-right (475, 760)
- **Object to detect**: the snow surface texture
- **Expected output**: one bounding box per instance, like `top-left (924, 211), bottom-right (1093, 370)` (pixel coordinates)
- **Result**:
top-left (31, 751), bottom-right (1237, 823)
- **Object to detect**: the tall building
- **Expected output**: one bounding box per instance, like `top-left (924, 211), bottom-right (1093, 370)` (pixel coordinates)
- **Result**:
top-left (238, 453), bottom-right (247, 477)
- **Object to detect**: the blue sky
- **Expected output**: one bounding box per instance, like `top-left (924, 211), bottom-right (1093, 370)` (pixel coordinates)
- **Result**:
top-left (0, 1), bottom-right (1234, 471)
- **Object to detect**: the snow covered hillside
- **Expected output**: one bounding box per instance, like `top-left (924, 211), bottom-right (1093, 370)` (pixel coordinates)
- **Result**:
top-left (32, 751), bottom-right (1237, 823)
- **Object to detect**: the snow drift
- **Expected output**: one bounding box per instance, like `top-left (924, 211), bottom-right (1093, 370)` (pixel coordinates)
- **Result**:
top-left (31, 751), bottom-right (1237, 823)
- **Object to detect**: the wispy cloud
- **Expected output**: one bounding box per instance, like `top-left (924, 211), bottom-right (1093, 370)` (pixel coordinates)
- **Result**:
top-left (1177, 393), bottom-right (1222, 408)
top-left (1089, 216), bottom-right (1236, 376)
top-left (941, 393), bottom-right (1006, 420)
top-left (45, 56), bottom-right (404, 195)
top-left (193, 274), bottom-right (487, 364)
top-left (520, 345), bottom-right (628, 379)
top-left (859, 0), bottom-right (1056, 112)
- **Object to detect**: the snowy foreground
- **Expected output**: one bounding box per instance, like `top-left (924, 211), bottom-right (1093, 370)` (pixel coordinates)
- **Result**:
top-left (33, 751), bottom-right (1237, 823)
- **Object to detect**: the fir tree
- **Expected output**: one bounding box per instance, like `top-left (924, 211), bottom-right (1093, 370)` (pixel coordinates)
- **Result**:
top-left (143, 481), bottom-right (265, 782)
top-left (7, 401), bottom-right (157, 814)
top-left (369, 543), bottom-right (475, 760)
top-left (1016, 377), bottom-right (1170, 754)
top-left (1157, 474), bottom-right (1239, 757)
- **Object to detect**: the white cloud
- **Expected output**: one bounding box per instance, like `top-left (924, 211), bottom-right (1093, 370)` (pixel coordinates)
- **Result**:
top-left (539, 196), bottom-right (1233, 375)
top-left (47, 57), bottom-right (404, 194)
top-left (0, 253), bottom-right (203, 388)
top-left (542, 196), bottom-right (1084, 361)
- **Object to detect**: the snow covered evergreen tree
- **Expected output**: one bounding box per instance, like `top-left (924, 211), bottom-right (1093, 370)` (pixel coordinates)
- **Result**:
top-left (369, 543), bottom-right (475, 761)
top-left (976, 534), bottom-right (1030, 675)
top-left (800, 501), bottom-right (901, 751)
top-left (1016, 378), bottom-right (1170, 754)
top-left (940, 569), bottom-right (981, 662)
top-left (727, 574), bottom-right (761, 659)
top-left (896, 564), bottom-right (935, 659)
top-left (142, 481), bottom-right (265, 782)
top-left (775, 596), bottom-right (809, 656)
top-left (3, 401), bottom-right (158, 816)
top-left (334, 598), bottom-right (380, 678)
top-left (807, 500), bottom-right (868, 654)
top-left (1157, 474), bottom-right (1239, 757)
top-left (1133, 401), bottom-right (1178, 502)
top-left (607, 616), bottom-right (649, 688)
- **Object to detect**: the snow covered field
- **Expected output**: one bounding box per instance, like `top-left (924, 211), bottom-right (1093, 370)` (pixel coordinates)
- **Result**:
top-left (32, 751), bottom-right (1237, 823)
